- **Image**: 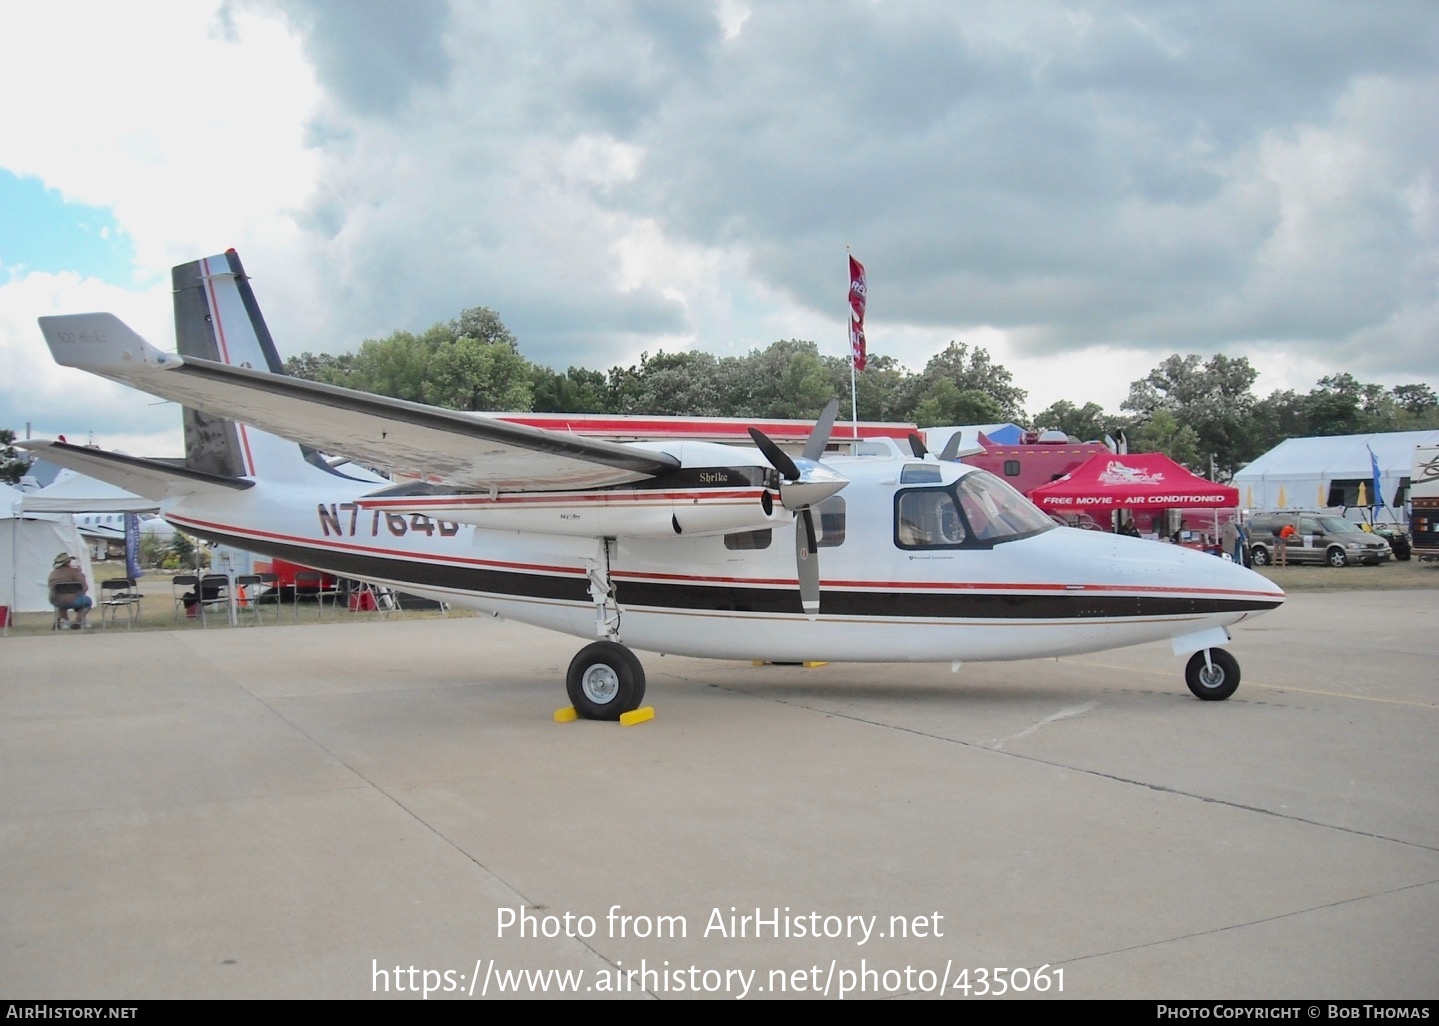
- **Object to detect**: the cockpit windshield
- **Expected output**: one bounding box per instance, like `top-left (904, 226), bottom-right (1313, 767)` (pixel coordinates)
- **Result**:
top-left (953, 470), bottom-right (1055, 542)
top-left (894, 469), bottom-right (1054, 549)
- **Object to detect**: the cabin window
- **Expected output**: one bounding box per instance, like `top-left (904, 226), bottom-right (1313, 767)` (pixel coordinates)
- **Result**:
top-left (816, 496), bottom-right (846, 548)
top-left (1003, 460), bottom-right (1021, 477)
top-left (724, 529), bottom-right (772, 550)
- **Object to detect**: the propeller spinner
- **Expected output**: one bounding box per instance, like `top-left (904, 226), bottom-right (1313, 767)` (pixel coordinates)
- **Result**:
top-left (748, 399), bottom-right (848, 619)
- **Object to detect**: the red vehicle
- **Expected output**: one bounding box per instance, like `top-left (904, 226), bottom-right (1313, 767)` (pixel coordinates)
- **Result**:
top-left (255, 558), bottom-right (339, 596)
top-left (962, 432), bottom-right (1110, 504)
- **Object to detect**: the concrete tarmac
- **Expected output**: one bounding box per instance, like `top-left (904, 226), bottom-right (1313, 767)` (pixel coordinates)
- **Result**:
top-left (2, 589), bottom-right (1436, 1000)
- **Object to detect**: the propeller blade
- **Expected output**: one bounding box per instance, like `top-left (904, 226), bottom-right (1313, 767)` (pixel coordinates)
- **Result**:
top-left (907, 432), bottom-right (928, 458)
top-left (796, 508), bottom-right (820, 619)
top-left (938, 433), bottom-right (963, 461)
top-left (749, 401), bottom-right (846, 618)
top-left (802, 399), bottom-right (840, 462)
top-left (748, 426), bottom-right (799, 481)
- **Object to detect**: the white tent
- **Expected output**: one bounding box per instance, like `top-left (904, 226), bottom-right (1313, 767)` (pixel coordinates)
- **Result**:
top-left (1232, 430), bottom-right (1439, 518)
top-left (3, 483), bottom-right (96, 616)
top-left (19, 469), bottom-right (159, 515)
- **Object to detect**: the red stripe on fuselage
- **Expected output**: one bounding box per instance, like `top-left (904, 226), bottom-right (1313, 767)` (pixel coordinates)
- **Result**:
top-left (167, 512), bottom-right (1279, 602)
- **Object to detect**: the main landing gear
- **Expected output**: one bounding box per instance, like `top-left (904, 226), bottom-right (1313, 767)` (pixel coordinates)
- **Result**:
top-left (566, 641), bottom-right (647, 720)
top-left (1185, 648), bottom-right (1240, 701)
top-left (570, 539), bottom-right (646, 720)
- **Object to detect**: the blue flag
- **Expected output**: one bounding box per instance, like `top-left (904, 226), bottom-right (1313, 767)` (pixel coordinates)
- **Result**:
top-left (124, 513), bottom-right (144, 579)
top-left (1367, 445), bottom-right (1384, 508)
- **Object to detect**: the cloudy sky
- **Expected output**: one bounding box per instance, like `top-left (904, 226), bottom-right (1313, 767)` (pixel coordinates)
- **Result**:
top-left (2, 0), bottom-right (1435, 456)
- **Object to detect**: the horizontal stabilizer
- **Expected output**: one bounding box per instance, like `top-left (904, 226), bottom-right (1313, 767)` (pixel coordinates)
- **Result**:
top-left (18, 440), bottom-right (253, 502)
top-left (38, 312), bottom-right (179, 379)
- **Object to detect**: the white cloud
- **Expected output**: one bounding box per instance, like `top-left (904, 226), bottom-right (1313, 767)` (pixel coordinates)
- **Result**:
top-left (0, 271), bottom-right (182, 454)
top-left (1, 0), bottom-right (1434, 450)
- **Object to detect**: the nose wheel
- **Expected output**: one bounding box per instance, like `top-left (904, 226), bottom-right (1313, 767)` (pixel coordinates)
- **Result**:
top-left (1185, 648), bottom-right (1240, 701)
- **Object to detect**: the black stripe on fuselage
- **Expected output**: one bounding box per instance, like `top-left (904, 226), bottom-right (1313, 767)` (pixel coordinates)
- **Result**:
top-left (183, 526), bottom-right (1281, 621)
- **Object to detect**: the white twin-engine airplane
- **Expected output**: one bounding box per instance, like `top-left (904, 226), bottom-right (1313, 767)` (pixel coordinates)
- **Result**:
top-left (29, 250), bottom-right (1284, 718)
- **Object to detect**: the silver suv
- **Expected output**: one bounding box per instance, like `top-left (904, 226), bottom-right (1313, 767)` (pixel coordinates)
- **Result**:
top-left (1247, 512), bottom-right (1392, 568)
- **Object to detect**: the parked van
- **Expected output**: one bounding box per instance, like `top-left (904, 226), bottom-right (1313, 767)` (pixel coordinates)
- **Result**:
top-left (1247, 511), bottom-right (1392, 567)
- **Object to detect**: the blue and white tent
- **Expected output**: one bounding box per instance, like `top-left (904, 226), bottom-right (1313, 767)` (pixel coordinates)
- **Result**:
top-left (1232, 430), bottom-right (1439, 518)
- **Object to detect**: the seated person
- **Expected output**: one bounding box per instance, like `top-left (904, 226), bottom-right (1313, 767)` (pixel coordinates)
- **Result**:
top-left (48, 552), bottom-right (93, 629)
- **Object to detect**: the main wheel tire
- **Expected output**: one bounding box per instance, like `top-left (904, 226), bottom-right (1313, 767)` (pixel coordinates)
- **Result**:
top-left (1326, 547), bottom-right (1348, 568)
top-left (566, 641), bottom-right (646, 720)
top-left (1249, 545), bottom-right (1270, 566)
top-left (1185, 649), bottom-right (1240, 701)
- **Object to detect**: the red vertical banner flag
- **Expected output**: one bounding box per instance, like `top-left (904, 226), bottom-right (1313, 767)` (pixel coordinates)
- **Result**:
top-left (848, 254), bottom-right (867, 371)
top-left (849, 315), bottom-right (867, 372)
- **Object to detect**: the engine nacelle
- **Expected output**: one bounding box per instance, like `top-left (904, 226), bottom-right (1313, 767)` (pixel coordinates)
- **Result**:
top-left (356, 486), bottom-right (789, 538)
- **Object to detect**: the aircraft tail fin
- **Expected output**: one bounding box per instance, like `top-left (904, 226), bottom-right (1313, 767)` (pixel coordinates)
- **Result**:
top-left (171, 251), bottom-right (366, 486)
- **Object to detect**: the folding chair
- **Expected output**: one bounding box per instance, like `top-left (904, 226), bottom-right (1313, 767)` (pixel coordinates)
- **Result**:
top-left (293, 570), bottom-right (338, 619)
top-left (51, 581), bottom-right (86, 630)
top-left (196, 573), bottom-right (231, 626)
top-left (256, 572), bottom-right (281, 623)
top-left (99, 578), bottom-right (142, 629)
top-left (172, 575), bottom-right (200, 621)
top-left (347, 580), bottom-right (397, 619)
top-left (233, 574), bottom-right (264, 626)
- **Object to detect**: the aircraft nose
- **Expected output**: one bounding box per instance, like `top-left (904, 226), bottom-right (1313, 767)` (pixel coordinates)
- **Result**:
top-left (779, 462), bottom-right (848, 509)
top-left (1209, 549), bottom-right (1285, 605)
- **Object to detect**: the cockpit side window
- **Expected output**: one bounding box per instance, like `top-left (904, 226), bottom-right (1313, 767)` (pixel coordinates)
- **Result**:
top-left (895, 489), bottom-right (967, 548)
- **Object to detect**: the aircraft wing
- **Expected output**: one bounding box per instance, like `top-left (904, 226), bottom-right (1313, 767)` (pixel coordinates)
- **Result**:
top-left (38, 313), bottom-right (680, 492)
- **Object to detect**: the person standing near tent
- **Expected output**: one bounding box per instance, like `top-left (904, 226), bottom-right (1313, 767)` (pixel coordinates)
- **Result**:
top-left (1275, 523), bottom-right (1297, 567)
top-left (47, 552), bottom-right (92, 629)
top-left (1222, 518), bottom-right (1239, 561)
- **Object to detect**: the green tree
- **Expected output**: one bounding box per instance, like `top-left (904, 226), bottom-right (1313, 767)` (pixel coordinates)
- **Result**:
top-left (530, 366), bottom-right (612, 413)
top-left (284, 351), bottom-right (356, 386)
top-left (1128, 408), bottom-right (1202, 469)
top-left (348, 330), bottom-right (432, 402)
top-left (1392, 383), bottom-right (1438, 418)
top-left (444, 307), bottom-right (518, 351)
top-left (715, 340), bottom-right (833, 420)
top-left (1032, 400), bottom-right (1112, 442)
top-left (822, 352), bottom-right (911, 422)
top-left (424, 336), bottom-right (534, 411)
top-left (169, 530), bottom-right (198, 569)
top-left (1, 428), bottom-right (30, 485)
top-left (911, 380), bottom-right (1005, 428)
top-left (1121, 354), bottom-right (1259, 476)
top-left (619, 350), bottom-right (724, 416)
top-left (900, 341), bottom-right (1027, 424)
top-left (139, 529), bottom-right (170, 569)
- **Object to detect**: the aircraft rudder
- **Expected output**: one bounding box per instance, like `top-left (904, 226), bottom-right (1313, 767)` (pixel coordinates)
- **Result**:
top-left (171, 250), bottom-right (317, 483)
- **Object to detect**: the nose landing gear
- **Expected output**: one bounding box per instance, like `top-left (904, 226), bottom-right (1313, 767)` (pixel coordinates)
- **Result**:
top-left (1185, 648), bottom-right (1240, 701)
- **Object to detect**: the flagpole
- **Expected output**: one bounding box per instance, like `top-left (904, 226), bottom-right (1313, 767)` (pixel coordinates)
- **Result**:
top-left (846, 247), bottom-right (863, 439)
top-left (850, 349), bottom-right (859, 439)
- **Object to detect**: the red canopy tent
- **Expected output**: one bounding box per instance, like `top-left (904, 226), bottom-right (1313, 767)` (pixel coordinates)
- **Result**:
top-left (1029, 452), bottom-right (1238, 520)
